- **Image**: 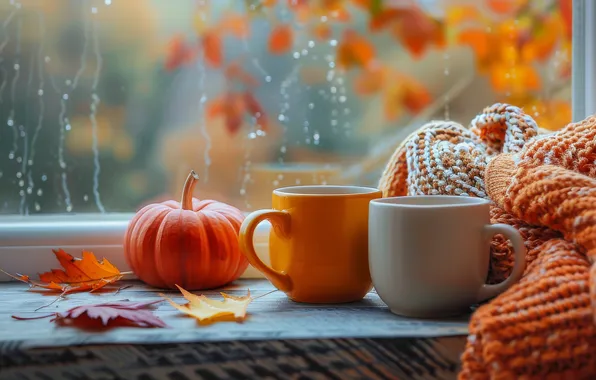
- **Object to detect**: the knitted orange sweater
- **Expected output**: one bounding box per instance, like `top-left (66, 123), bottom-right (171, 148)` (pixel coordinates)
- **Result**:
top-left (378, 103), bottom-right (596, 379)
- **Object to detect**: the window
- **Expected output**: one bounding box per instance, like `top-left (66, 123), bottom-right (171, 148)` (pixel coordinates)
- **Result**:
top-left (0, 0), bottom-right (578, 277)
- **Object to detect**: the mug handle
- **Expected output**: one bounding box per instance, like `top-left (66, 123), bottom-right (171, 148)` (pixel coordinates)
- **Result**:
top-left (476, 224), bottom-right (526, 302)
top-left (238, 209), bottom-right (293, 293)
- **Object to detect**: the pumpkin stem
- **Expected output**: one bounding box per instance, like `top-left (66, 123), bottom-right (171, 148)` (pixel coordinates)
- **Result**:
top-left (181, 170), bottom-right (200, 210)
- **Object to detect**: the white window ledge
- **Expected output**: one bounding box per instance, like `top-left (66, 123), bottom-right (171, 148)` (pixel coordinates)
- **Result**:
top-left (0, 214), bottom-right (270, 280)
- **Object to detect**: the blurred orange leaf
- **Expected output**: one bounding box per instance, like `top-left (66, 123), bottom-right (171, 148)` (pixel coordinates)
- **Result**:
top-left (354, 66), bottom-right (386, 95)
top-left (202, 31), bottom-right (223, 68)
top-left (312, 23), bottom-right (332, 40)
top-left (391, 8), bottom-right (442, 58)
top-left (486, 0), bottom-right (523, 15)
top-left (337, 29), bottom-right (376, 70)
top-left (268, 24), bottom-right (294, 54)
top-left (220, 13), bottom-right (251, 39)
top-left (164, 35), bottom-right (197, 71)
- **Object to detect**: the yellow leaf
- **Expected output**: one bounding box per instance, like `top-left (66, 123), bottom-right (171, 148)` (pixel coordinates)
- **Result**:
top-left (162, 285), bottom-right (252, 324)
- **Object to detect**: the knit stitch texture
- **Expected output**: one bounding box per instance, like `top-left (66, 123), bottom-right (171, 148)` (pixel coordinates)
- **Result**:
top-left (378, 103), bottom-right (596, 379)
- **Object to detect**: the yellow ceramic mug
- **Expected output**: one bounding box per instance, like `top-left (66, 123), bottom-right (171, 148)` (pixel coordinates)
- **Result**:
top-left (238, 185), bottom-right (382, 303)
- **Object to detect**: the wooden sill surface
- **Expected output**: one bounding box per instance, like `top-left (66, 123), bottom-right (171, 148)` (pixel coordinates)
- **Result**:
top-left (0, 279), bottom-right (470, 350)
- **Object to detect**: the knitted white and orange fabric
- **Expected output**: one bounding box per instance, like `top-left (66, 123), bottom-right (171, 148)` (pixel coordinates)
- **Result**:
top-left (378, 103), bottom-right (596, 378)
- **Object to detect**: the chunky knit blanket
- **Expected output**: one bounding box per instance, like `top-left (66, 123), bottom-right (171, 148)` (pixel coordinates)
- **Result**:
top-left (378, 103), bottom-right (596, 379)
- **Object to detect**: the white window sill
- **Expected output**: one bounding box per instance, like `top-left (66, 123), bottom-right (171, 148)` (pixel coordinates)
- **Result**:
top-left (0, 214), bottom-right (271, 280)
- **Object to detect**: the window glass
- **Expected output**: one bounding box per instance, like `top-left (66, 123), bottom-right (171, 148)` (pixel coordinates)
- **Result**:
top-left (0, 0), bottom-right (572, 214)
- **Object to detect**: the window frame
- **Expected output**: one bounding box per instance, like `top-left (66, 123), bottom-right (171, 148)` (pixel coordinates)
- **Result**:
top-left (0, 2), bottom-right (590, 280)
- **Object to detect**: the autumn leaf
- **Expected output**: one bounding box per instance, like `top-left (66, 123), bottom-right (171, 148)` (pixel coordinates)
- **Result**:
top-left (162, 285), bottom-right (252, 324)
top-left (336, 29), bottom-right (376, 70)
top-left (0, 249), bottom-right (127, 294)
top-left (219, 13), bottom-right (251, 39)
top-left (268, 23), bottom-right (294, 55)
top-left (164, 35), bottom-right (197, 71)
top-left (202, 30), bottom-right (223, 68)
top-left (13, 300), bottom-right (167, 329)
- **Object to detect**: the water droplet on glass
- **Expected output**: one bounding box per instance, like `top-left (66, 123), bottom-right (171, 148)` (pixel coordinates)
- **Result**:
top-left (277, 174), bottom-right (284, 180)
top-left (321, 16), bottom-right (328, 22)
top-left (329, 39), bottom-right (337, 46)
top-left (19, 190), bottom-right (24, 197)
top-left (38, 89), bottom-right (44, 96)
top-left (329, 62), bottom-right (335, 68)
top-left (66, 205), bottom-right (73, 212)
top-left (308, 40), bottom-right (315, 48)
top-left (16, 157), bottom-right (22, 163)
top-left (313, 132), bottom-right (320, 141)
top-left (65, 79), bottom-right (72, 86)
top-left (105, 0), bottom-right (112, 4)
top-left (306, 138), bottom-right (311, 144)
top-left (265, 76), bottom-right (272, 82)
top-left (13, 63), bottom-right (19, 71)
top-left (44, 56), bottom-right (51, 63)
top-left (278, 114), bottom-right (286, 122)
top-left (83, 194), bottom-right (89, 201)
top-left (308, 103), bottom-right (314, 110)
top-left (91, 7), bottom-right (98, 13)
top-left (295, 179), bottom-right (301, 184)
top-left (37, 188), bottom-right (43, 196)
top-left (301, 49), bottom-right (308, 56)
top-left (293, 52), bottom-right (300, 59)
top-left (248, 132), bottom-right (257, 139)
top-left (8, 152), bottom-right (14, 160)
top-left (26, 187), bottom-right (32, 194)
top-left (321, 181), bottom-right (327, 185)
top-left (331, 120), bottom-right (338, 126)
top-left (273, 180), bottom-right (280, 186)
top-left (35, 202), bottom-right (40, 211)
top-left (41, 174), bottom-right (47, 181)
top-left (200, 95), bottom-right (207, 103)
top-left (7, 119), bottom-right (14, 127)
top-left (330, 87), bottom-right (337, 94)
top-left (15, 172), bottom-right (21, 178)
top-left (303, 120), bottom-right (310, 127)
top-left (20, 130), bottom-right (25, 137)
top-left (256, 129), bottom-right (266, 136)
top-left (60, 161), bottom-right (66, 169)
top-left (339, 96), bottom-right (347, 103)
top-left (65, 124), bottom-right (71, 131)
top-left (280, 146), bottom-right (287, 153)
top-left (18, 180), bottom-right (24, 187)
top-left (239, 188), bottom-right (246, 196)
top-left (62, 94), bottom-right (69, 100)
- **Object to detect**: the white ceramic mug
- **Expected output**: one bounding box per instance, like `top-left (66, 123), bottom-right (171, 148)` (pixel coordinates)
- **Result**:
top-left (369, 196), bottom-right (526, 318)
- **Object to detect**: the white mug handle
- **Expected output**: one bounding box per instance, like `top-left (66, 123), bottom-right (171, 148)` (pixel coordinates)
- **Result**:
top-left (476, 224), bottom-right (526, 302)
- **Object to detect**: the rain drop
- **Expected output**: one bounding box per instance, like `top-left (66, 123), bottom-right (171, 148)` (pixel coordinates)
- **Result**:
top-left (277, 174), bottom-right (284, 180)
top-left (26, 187), bottom-right (32, 194)
top-left (65, 124), bottom-right (71, 131)
top-left (65, 79), bottom-right (72, 86)
top-left (19, 190), bottom-right (24, 197)
top-left (44, 56), bottom-right (50, 63)
top-left (273, 180), bottom-right (280, 186)
top-left (105, 0), bottom-right (112, 4)
top-left (83, 194), bottom-right (89, 202)
top-left (278, 114), bottom-right (286, 122)
top-left (329, 40), bottom-right (338, 46)
top-left (308, 40), bottom-right (315, 48)
top-left (328, 62), bottom-right (335, 69)
top-left (293, 52), bottom-right (300, 59)
top-left (301, 49), bottom-right (308, 56)
top-left (18, 180), bottom-right (24, 187)
top-left (313, 132), bottom-right (320, 141)
top-left (8, 152), bottom-right (14, 160)
top-left (7, 119), bottom-right (13, 127)
top-left (200, 95), bottom-right (207, 103)
top-left (256, 129), bottom-right (266, 136)
top-left (295, 179), bottom-right (301, 184)
top-left (265, 76), bottom-right (272, 82)
top-left (16, 157), bottom-right (22, 163)
top-left (308, 103), bottom-right (314, 109)
top-left (66, 205), bottom-right (73, 212)
top-left (41, 174), bottom-right (47, 181)
top-left (38, 89), bottom-right (44, 96)
top-left (35, 202), bottom-right (40, 211)
top-left (13, 63), bottom-right (19, 71)
top-left (37, 188), bottom-right (43, 196)
top-left (91, 7), bottom-right (98, 13)
top-left (239, 188), bottom-right (246, 196)
top-left (321, 16), bottom-right (328, 22)
top-left (331, 120), bottom-right (338, 126)
top-left (28, 160), bottom-right (33, 166)
top-left (330, 87), bottom-right (337, 94)
top-left (248, 132), bottom-right (257, 139)
top-left (16, 172), bottom-right (22, 178)
top-left (339, 96), bottom-right (347, 103)
top-left (62, 94), bottom-right (69, 100)
top-left (280, 146), bottom-right (287, 153)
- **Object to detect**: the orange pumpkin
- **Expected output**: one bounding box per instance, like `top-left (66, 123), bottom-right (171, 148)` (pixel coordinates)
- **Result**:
top-left (124, 170), bottom-right (248, 289)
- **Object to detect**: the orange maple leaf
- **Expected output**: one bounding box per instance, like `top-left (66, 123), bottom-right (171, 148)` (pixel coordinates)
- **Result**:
top-left (161, 285), bottom-right (252, 325)
top-left (1, 249), bottom-right (127, 294)
top-left (336, 29), bottom-right (376, 70)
